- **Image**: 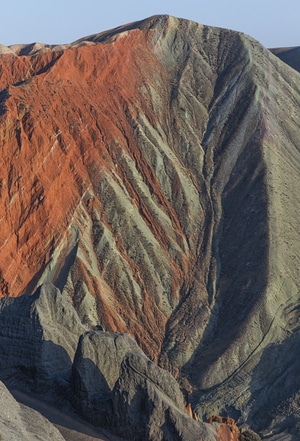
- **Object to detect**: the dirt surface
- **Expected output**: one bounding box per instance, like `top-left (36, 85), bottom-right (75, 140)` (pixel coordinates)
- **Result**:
top-left (11, 389), bottom-right (124, 441)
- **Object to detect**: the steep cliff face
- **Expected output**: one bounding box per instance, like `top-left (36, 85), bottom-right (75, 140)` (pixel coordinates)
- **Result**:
top-left (1, 14), bottom-right (300, 438)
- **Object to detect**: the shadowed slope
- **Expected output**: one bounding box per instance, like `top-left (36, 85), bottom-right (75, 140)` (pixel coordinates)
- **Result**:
top-left (271, 46), bottom-right (300, 72)
top-left (0, 381), bottom-right (65, 441)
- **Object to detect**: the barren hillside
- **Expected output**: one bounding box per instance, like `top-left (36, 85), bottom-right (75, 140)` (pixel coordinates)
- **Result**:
top-left (1, 15), bottom-right (300, 440)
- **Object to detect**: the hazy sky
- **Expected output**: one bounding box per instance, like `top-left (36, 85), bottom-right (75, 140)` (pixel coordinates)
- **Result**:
top-left (1, 0), bottom-right (300, 48)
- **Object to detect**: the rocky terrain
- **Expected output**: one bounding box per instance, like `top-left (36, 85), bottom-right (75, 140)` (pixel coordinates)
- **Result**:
top-left (0, 14), bottom-right (300, 440)
top-left (0, 283), bottom-right (218, 440)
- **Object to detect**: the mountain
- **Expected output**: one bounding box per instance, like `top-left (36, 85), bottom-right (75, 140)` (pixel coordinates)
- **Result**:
top-left (1, 14), bottom-right (300, 440)
top-left (271, 46), bottom-right (300, 72)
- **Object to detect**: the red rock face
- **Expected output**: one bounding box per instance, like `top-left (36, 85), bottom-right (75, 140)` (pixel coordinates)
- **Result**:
top-left (0, 19), bottom-right (190, 357)
top-left (206, 416), bottom-right (240, 441)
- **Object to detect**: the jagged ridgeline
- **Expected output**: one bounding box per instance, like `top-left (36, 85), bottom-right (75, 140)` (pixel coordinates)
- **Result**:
top-left (0, 14), bottom-right (300, 440)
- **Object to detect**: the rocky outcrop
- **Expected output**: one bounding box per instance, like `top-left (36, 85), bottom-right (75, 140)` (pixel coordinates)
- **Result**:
top-left (206, 416), bottom-right (240, 441)
top-left (0, 289), bottom-right (218, 440)
top-left (71, 330), bottom-right (140, 421)
top-left (0, 283), bottom-right (86, 392)
top-left (112, 351), bottom-right (217, 441)
top-left (1, 14), bottom-right (300, 439)
top-left (72, 329), bottom-right (217, 441)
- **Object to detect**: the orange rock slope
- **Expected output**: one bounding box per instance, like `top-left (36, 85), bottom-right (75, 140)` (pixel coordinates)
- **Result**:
top-left (206, 416), bottom-right (240, 441)
top-left (0, 17), bottom-right (192, 357)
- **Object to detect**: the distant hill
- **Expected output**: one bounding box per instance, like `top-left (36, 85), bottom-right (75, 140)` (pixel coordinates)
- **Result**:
top-left (271, 46), bottom-right (300, 72)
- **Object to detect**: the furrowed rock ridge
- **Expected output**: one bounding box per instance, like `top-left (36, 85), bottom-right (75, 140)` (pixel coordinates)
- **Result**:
top-left (1, 14), bottom-right (300, 440)
top-left (0, 283), bottom-right (218, 441)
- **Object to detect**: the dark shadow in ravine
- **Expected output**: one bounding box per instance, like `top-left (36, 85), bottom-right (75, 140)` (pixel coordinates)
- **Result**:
top-left (164, 132), bottom-right (270, 393)
top-left (54, 241), bottom-right (79, 292)
top-left (248, 333), bottom-right (300, 437)
top-left (71, 355), bottom-right (114, 427)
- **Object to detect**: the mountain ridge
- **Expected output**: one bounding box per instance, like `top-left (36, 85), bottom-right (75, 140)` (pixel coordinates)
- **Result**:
top-left (1, 14), bottom-right (300, 439)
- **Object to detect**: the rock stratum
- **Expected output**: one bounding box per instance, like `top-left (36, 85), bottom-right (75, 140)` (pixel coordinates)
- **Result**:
top-left (0, 14), bottom-right (300, 440)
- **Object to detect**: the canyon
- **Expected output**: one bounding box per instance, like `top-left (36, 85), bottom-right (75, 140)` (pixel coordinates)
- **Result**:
top-left (0, 14), bottom-right (300, 440)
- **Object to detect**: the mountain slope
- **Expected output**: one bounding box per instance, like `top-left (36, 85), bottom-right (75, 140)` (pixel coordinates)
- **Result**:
top-left (1, 15), bottom-right (300, 437)
top-left (271, 46), bottom-right (300, 72)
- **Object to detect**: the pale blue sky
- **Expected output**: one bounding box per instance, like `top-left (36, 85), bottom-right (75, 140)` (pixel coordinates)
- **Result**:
top-left (1, 0), bottom-right (299, 48)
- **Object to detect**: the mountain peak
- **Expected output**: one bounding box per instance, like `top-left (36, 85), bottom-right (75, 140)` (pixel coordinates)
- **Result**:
top-left (1, 15), bottom-right (300, 438)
